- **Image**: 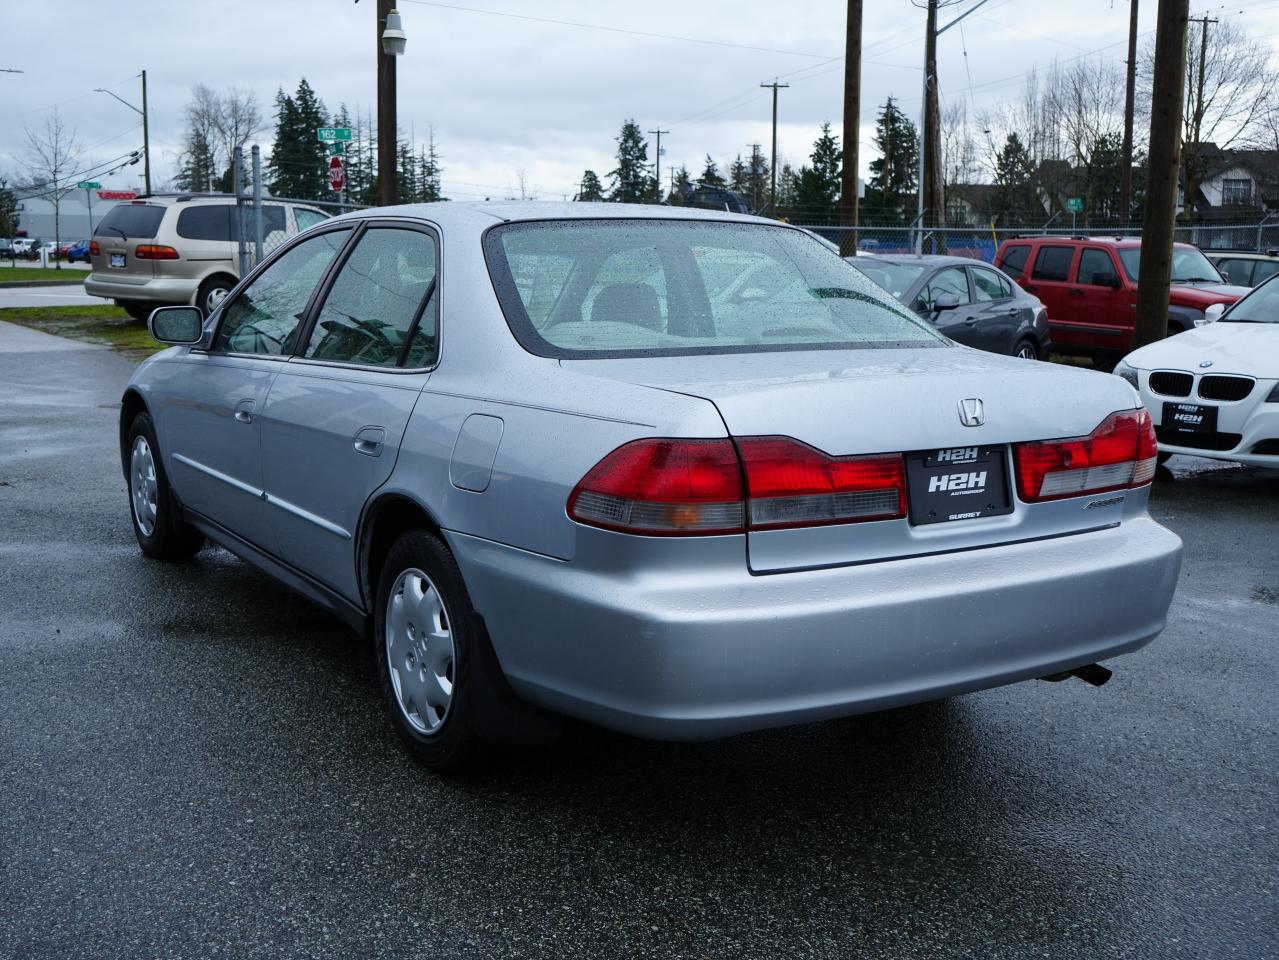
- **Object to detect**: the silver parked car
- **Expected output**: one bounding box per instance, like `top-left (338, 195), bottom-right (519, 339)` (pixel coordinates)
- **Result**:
top-left (122, 203), bottom-right (1183, 771)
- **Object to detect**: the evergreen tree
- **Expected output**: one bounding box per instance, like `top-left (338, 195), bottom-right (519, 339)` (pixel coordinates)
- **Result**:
top-left (332, 103), bottom-right (368, 204)
top-left (0, 177), bottom-right (17, 238)
top-left (174, 128), bottom-right (218, 192)
top-left (268, 79), bottom-right (329, 200)
top-left (866, 97), bottom-right (918, 222)
top-left (577, 170), bottom-right (605, 201)
top-left (790, 123), bottom-right (842, 223)
top-left (700, 155), bottom-right (725, 186)
top-left (728, 154), bottom-right (748, 194)
top-left (417, 131), bottom-right (442, 202)
top-left (396, 139), bottom-right (416, 203)
top-left (666, 165), bottom-right (691, 204)
top-left (989, 133), bottom-right (1037, 224)
top-left (608, 120), bottom-right (651, 203)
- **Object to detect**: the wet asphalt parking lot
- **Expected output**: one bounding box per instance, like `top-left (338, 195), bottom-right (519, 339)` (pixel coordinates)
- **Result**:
top-left (1, 331), bottom-right (1276, 960)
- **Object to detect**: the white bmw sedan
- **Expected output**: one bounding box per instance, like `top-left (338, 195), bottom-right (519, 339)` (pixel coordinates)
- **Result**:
top-left (1115, 277), bottom-right (1279, 467)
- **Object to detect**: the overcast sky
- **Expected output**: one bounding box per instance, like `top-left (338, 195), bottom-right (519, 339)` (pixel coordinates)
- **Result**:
top-left (5, 0), bottom-right (1279, 201)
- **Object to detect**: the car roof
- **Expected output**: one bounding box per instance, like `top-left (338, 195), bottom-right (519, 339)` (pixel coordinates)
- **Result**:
top-left (1205, 250), bottom-right (1279, 260)
top-left (328, 200), bottom-right (779, 232)
top-left (872, 254), bottom-right (993, 268)
top-left (1000, 235), bottom-right (1200, 250)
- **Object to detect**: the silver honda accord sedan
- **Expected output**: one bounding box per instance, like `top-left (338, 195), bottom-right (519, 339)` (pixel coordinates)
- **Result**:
top-left (121, 202), bottom-right (1183, 771)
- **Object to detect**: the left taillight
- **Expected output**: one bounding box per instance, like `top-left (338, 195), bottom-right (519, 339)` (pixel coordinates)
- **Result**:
top-left (89, 241), bottom-right (100, 256)
top-left (567, 438), bottom-right (745, 536)
top-left (1013, 408), bottom-right (1157, 503)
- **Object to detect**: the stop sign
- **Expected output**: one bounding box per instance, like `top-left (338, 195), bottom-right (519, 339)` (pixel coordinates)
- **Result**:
top-left (328, 156), bottom-right (345, 193)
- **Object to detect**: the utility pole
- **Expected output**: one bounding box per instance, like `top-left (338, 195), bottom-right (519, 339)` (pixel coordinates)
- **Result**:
top-left (648, 128), bottom-right (668, 201)
top-left (920, 0), bottom-right (942, 252)
top-left (140, 70), bottom-right (151, 196)
top-left (1134, 0), bottom-right (1190, 349)
top-left (377, 0), bottom-right (398, 206)
top-left (1119, 0), bottom-right (1139, 227)
top-left (761, 80), bottom-right (789, 215)
top-left (840, 0), bottom-right (862, 255)
top-left (916, 0), bottom-right (992, 252)
top-left (1184, 14), bottom-right (1218, 218)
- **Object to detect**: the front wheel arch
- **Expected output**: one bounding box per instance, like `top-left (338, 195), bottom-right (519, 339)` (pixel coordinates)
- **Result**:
top-left (119, 388), bottom-right (150, 478)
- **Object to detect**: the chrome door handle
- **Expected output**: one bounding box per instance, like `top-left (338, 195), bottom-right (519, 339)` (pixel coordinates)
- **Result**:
top-left (234, 399), bottom-right (255, 424)
top-left (353, 426), bottom-right (386, 457)
top-left (964, 317), bottom-right (978, 325)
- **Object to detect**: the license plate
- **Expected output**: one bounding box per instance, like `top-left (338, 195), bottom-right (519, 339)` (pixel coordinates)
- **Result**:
top-left (109, 253), bottom-right (126, 269)
top-left (1162, 401), bottom-right (1217, 435)
top-left (906, 445), bottom-right (1013, 525)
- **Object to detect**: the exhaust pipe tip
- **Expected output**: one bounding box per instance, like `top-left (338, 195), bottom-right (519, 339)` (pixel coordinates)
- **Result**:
top-left (1038, 663), bottom-right (1113, 687)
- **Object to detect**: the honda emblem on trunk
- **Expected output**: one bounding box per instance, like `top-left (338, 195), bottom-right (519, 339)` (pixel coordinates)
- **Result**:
top-left (958, 398), bottom-right (985, 427)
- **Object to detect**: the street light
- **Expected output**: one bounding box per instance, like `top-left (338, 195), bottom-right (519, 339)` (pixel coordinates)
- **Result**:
top-left (94, 71), bottom-right (150, 196)
top-left (377, 4), bottom-right (406, 205)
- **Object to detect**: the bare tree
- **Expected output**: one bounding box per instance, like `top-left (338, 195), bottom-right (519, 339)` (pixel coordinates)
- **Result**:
top-left (940, 100), bottom-right (978, 190)
top-left (1142, 16), bottom-right (1271, 216)
top-left (175, 84), bottom-right (264, 192)
top-left (24, 110), bottom-right (82, 270)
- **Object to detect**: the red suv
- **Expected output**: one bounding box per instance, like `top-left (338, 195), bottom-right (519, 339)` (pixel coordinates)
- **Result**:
top-left (994, 237), bottom-right (1247, 356)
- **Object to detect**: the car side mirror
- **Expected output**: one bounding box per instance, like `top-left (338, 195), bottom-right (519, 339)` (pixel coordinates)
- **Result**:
top-left (931, 292), bottom-right (961, 314)
top-left (1199, 302), bottom-right (1226, 326)
top-left (148, 306), bottom-right (205, 345)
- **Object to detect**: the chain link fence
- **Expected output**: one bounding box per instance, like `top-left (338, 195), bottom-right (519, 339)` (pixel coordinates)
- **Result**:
top-left (231, 145), bottom-right (369, 274)
top-left (797, 220), bottom-right (1279, 263)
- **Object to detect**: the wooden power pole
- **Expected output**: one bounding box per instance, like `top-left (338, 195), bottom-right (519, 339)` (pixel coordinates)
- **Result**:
top-left (377, 0), bottom-right (398, 206)
top-left (921, 0), bottom-right (944, 250)
top-left (1134, 0), bottom-right (1191, 349)
top-left (840, 0), bottom-right (863, 255)
top-left (761, 80), bottom-right (789, 215)
top-left (1119, 0), bottom-right (1139, 227)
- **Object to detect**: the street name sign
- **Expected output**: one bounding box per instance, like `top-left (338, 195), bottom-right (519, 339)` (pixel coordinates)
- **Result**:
top-left (76, 181), bottom-right (101, 190)
top-left (317, 127), bottom-right (353, 141)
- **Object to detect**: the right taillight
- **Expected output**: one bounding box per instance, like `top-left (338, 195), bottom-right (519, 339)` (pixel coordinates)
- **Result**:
top-left (1013, 408), bottom-right (1157, 502)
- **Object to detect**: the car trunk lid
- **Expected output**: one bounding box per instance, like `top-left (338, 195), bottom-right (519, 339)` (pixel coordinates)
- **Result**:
top-left (566, 347), bottom-right (1143, 572)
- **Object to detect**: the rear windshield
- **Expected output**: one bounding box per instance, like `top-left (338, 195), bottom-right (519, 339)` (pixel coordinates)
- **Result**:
top-left (847, 259), bottom-right (927, 300)
top-left (93, 204), bottom-right (166, 240)
top-left (484, 220), bottom-right (943, 358)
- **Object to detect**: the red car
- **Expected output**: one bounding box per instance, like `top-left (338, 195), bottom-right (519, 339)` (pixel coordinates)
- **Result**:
top-left (994, 237), bottom-right (1247, 356)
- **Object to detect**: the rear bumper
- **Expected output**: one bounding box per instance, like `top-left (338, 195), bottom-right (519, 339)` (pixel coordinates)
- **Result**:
top-left (84, 273), bottom-right (197, 305)
top-left (449, 518), bottom-right (1183, 740)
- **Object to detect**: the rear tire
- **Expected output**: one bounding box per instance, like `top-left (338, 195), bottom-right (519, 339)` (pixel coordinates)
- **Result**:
top-left (1013, 337), bottom-right (1040, 360)
top-left (374, 530), bottom-right (480, 773)
top-left (196, 275), bottom-right (235, 319)
top-left (126, 412), bottom-right (205, 560)
top-left (119, 300), bottom-right (154, 323)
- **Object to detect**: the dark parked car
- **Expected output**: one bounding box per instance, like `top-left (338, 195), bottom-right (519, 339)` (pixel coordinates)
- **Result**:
top-left (847, 254), bottom-right (1051, 359)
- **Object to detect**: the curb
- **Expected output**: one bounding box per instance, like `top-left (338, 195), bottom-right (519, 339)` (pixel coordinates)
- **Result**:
top-left (0, 280), bottom-right (87, 289)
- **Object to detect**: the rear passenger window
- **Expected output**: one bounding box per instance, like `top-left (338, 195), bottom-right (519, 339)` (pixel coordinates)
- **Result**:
top-left (1078, 249), bottom-right (1118, 285)
top-left (1032, 246), bottom-right (1075, 282)
top-left (971, 267), bottom-right (1009, 301)
top-left (177, 204), bottom-right (285, 242)
top-left (1000, 244), bottom-right (1030, 279)
top-left (1253, 261), bottom-right (1279, 285)
top-left (304, 227), bottom-right (438, 368)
